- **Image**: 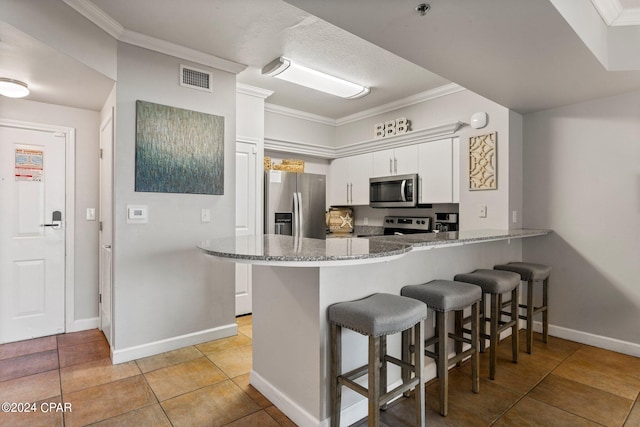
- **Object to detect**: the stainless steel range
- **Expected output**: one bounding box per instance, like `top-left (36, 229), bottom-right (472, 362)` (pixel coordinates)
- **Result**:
top-left (383, 216), bottom-right (432, 235)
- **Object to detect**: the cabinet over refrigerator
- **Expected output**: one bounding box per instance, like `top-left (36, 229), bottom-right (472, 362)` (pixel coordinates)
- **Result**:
top-left (264, 170), bottom-right (326, 239)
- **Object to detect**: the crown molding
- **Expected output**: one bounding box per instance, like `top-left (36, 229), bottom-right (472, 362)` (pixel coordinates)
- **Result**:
top-left (63, 0), bottom-right (247, 74)
top-left (237, 83), bottom-right (274, 99)
top-left (335, 83), bottom-right (466, 126)
top-left (335, 122), bottom-right (465, 158)
top-left (264, 137), bottom-right (336, 159)
top-left (264, 103), bottom-right (337, 126)
top-left (264, 121), bottom-right (464, 160)
top-left (237, 135), bottom-right (262, 145)
top-left (591, 0), bottom-right (640, 26)
top-left (62, 0), bottom-right (124, 38)
top-left (120, 30), bottom-right (246, 74)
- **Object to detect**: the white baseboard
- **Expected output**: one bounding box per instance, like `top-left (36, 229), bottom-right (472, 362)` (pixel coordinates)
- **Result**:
top-left (534, 321), bottom-right (640, 357)
top-left (111, 323), bottom-right (237, 364)
top-left (72, 317), bottom-right (99, 332)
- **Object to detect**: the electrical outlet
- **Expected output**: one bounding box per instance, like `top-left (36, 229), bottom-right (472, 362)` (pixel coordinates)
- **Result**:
top-left (364, 217), bottom-right (369, 225)
top-left (86, 208), bottom-right (96, 221)
top-left (479, 205), bottom-right (487, 218)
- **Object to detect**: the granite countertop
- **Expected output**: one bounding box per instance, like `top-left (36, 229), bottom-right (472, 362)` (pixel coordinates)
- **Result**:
top-left (198, 229), bottom-right (551, 266)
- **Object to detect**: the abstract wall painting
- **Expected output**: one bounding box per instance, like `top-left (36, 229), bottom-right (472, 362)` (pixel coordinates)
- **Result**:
top-left (135, 100), bottom-right (224, 195)
top-left (469, 132), bottom-right (497, 190)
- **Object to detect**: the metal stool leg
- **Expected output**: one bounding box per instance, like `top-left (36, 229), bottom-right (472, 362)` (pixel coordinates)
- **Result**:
top-left (330, 323), bottom-right (341, 427)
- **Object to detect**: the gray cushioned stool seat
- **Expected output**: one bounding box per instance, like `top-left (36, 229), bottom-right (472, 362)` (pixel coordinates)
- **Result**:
top-left (402, 280), bottom-right (481, 312)
top-left (494, 262), bottom-right (551, 281)
top-left (329, 293), bottom-right (427, 337)
top-left (454, 269), bottom-right (520, 294)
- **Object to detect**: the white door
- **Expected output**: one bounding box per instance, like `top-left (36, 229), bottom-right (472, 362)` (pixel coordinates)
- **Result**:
top-left (0, 125), bottom-right (65, 343)
top-left (235, 141), bottom-right (257, 315)
top-left (99, 111), bottom-right (114, 345)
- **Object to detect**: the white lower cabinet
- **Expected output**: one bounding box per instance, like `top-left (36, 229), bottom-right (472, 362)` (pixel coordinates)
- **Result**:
top-left (328, 153), bottom-right (373, 206)
top-left (418, 137), bottom-right (459, 204)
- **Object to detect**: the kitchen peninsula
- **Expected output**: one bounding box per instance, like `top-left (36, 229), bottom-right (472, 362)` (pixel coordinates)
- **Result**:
top-left (198, 229), bottom-right (550, 427)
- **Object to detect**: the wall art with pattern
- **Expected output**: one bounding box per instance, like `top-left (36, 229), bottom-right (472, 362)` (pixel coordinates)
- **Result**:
top-left (135, 100), bottom-right (224, 195)
top-left (469, 132), bottom-right (497, 190)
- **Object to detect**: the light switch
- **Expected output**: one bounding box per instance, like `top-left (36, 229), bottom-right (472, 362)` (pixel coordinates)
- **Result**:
top-left (201, 208), bottom-right (211, 223)
top-left (86, 208), bottom-right (96, 221)
top-left (479, 205), bottom-right (487, 218)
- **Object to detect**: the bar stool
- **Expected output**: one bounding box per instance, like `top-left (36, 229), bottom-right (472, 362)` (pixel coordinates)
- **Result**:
top-left (494, 262), bottom-right (551, 354)
top-left (329, 293), bottom-right (427, 427)
top-left (453, 269), bottom-right (521, 380)
top-left (401, 280), bottom-right (481, 416)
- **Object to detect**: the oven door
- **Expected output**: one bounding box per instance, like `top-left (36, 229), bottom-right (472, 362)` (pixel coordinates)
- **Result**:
top-left (369, 173), bottom-right (418, 208)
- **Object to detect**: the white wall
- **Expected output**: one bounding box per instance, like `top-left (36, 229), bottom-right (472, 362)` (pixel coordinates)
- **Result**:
top-left (523, 90), bottom-right (640, 352)
top-left (0, 97), bottom-right (101, 322)
top-left (264, 108), bottom-right (336, 148)
top-left (112, 42), bottom-right (237, 356)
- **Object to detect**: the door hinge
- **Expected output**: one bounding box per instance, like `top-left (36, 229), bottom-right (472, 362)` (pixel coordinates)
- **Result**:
top-left (100, 148), bottom-right (103, 159)
top-left (99, 221), bottom-right (103, 231)
top-left (99, 293), bottom-right (102, 304)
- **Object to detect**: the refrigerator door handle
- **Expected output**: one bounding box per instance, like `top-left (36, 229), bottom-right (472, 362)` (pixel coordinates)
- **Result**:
top-left (297, 192), bottom-right (304, 237)
top-left (293, 192), bottom-right (300, 237)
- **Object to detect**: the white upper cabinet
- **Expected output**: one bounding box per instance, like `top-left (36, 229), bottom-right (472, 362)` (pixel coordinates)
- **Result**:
top-left (372, 145), bottom-right (418, 177)
top-left (328, 153), bottom-right (373, 206)
top-left (417, 137), bottom-right (459, 204)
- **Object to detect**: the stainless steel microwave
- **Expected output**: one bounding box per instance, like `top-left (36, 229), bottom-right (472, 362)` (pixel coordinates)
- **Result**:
top-left (369, 173), bottom-right (418, 208)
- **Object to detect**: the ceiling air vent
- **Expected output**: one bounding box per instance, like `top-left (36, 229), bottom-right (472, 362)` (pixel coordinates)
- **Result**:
top-left (180, 65), bottom-right (212, 92)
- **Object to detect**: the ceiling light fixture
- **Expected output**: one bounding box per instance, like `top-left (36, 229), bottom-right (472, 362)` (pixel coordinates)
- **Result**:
top-left (262, 57), bottom-right (370, 99)
top-left (0, 78), bottom-right (30, 98)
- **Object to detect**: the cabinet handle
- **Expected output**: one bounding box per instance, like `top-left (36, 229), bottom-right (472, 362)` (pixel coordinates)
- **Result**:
top-left (349, 183), bottom-right (353, 204)
top-left (389, 158), bottom-right (393, 175)
top-left (346, 183), bottom-right (349, 203)
top-left (394, 158), bottom-right (398, 174)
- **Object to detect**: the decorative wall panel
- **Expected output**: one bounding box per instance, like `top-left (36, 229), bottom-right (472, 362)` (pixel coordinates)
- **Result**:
top-left (135, 100), bottom-right (224, 195)
top-left (469, 132), bottom-right (497, 190)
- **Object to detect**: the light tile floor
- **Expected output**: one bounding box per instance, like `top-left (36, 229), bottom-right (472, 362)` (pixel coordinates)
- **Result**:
top-left (0, 316), bottom-right (638, 426)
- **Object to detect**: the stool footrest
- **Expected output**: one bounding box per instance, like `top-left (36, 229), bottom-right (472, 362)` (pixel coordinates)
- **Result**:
top-left (338, 366), bottom-right (420, 405)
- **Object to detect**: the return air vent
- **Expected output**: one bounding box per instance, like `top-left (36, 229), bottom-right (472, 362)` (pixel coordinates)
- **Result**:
top-left (180, 65), bottom-right (212, 92)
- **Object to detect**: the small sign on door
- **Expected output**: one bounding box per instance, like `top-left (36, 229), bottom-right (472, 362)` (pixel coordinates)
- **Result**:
top-left (15, 148), bottom-right (44, 182)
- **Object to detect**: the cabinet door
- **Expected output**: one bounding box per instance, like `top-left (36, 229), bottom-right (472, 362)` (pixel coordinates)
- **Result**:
top-left (372, 148), bottom-right (394, 177)
top-left (349, 153), bottom-right (373, 205)
top-left (418, 138), bottom-right (453, 203)
top-left (394, 145), bottom-right (418, 175)
top-left (328, 157), bottom-right (350, 206)
top-left (452, 137), bottom-right (460, 203)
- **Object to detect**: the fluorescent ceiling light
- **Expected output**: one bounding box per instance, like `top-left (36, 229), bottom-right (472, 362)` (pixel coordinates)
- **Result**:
top-left (0, 78), bottom-right (30, 98)
top-left (262, 57), bottom-right (370, 99)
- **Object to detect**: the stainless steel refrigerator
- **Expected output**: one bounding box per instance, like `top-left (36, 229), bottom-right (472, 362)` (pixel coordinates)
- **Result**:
top-left (264, 170), bottom-right (326, 239)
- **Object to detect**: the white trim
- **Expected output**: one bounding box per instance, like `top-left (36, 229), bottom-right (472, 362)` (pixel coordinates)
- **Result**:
top-left (335, 122), bottom-right (465, 158)
top-left (0, 119), bottom-right (76, 337)
top-left (237, 135), bottom-right (262, 145)
top-left (61, 0), bottom-right (124, 39)
top-left (265, 103), bottom-right (337, 126)
top-left (237, 83), bottom-right (274, 99)
top-left (73, 317), bottom-right (100, 332)
top-left (111, 323), bottom-right (237, 364)
top-left (612, 7), bottom-right (640, 26)
top-left (264, 137), bottom-right (336, 159)
top-left (62, 0), bottom-right (247, 74)
top-left (336, 83), bottom-right (466, 126)
top-left (120, 30), bottom-right (246, 74)
top-left (536, 321), bottom-right (640, 357)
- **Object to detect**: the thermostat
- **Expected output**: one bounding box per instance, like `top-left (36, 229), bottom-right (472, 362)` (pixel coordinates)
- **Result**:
top-left (127, 205), bottom-right (148, 223)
